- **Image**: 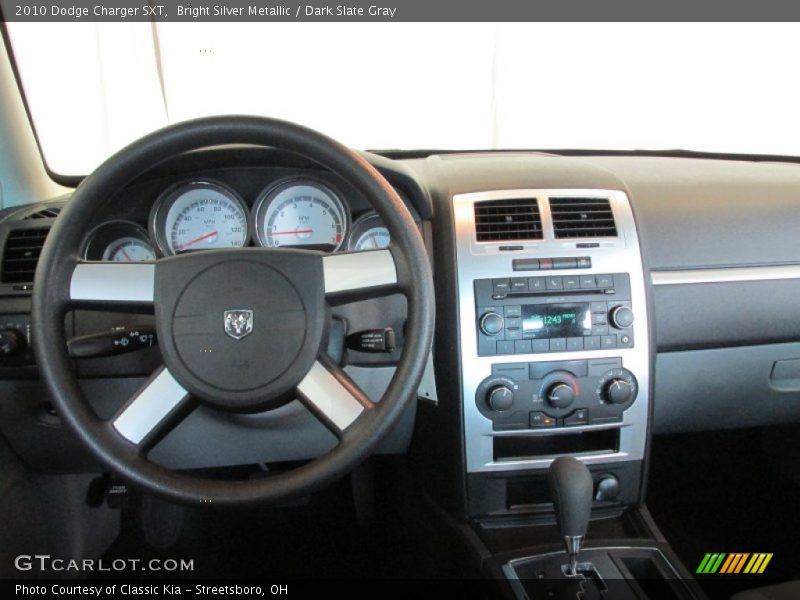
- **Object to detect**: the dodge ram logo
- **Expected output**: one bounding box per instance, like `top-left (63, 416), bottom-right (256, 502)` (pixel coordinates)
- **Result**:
top-left (223, 309), bottom-right (253, 340)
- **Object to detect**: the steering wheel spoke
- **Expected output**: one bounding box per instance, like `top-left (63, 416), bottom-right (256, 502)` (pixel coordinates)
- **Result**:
top-left (296, 356), bottom-right (375, 436)
top-left (322, 248), bottom-right (400, 304)
top-left (111, 366), bottom-right (195, 452)
top-left (69, 261), bottom-right (155, 308)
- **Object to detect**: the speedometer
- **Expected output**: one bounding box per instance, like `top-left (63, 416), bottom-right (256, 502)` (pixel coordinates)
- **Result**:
top-left (150, 181), bottom-right (249, 256)
top-left (253, 179), bottom-right (348, 252)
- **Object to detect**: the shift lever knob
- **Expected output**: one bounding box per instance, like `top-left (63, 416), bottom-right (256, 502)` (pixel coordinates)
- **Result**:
top-left (548, 456), bottom-right (593, 575)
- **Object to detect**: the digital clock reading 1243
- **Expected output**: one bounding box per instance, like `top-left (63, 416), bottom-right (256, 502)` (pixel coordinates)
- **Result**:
top-left (521, 303), bottom-right (593, 338)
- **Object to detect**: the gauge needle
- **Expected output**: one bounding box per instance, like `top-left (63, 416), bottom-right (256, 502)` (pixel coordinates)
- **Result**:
top-left (120, 247), bottom-right (133, 262)
top-left (371, 234), bottom-right (379, 248)
top-left (177, 230), bottom-right (218, 251)
top-left (271, 229), bottom-right (314, 235)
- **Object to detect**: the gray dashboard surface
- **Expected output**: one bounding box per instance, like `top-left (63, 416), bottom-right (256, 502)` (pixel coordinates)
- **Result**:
top-left (580, 156), bottom-right (800, 270)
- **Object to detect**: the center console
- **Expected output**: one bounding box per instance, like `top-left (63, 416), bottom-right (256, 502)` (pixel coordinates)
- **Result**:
top-left (452, 189), bottom-right (651, 515)
top-left (445, 187), bottom-right (708, 599)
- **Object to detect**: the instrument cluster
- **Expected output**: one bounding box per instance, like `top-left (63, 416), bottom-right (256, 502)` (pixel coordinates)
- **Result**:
top-left (82, 176), bottom-right (392, 262)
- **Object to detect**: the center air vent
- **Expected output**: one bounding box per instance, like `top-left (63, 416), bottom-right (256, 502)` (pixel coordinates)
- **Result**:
top-left (474, 198), bottom-right (542, 242)
top-left (1, 229), bottom-right (49, 284)
top-left (550, 197), bottom-right (617, 238)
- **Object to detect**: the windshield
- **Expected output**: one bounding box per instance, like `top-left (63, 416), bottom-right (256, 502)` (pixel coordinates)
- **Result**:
top-left (7, 22), bottom-right (800, 176)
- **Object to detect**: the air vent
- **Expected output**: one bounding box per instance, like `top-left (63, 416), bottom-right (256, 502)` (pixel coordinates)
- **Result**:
top-left (23, 206), bottom-right (62, 220)
top-left (474, 198), bottom-right (543, 242)
top-left (550, 197), bottom-right (617, 238)
top-left (1, 229), bottom-right (49, 284)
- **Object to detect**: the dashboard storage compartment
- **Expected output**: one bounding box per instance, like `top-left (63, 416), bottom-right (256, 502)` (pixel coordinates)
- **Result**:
top-left (493, 429), bottom-right (619, 462)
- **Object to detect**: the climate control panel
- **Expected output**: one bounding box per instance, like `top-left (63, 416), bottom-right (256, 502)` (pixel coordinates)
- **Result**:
top-left (475, 358), bottom-right (638, 431)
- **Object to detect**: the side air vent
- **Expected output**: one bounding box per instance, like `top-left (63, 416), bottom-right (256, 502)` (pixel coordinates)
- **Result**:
top-left (1, 229), bottom-right (49, 284)
top-left (23, 206), bottom-right (62, 220)
top-left (474, 198), bottom-right (543, 242)
top-left (550, 197), bottom-right (617, 238)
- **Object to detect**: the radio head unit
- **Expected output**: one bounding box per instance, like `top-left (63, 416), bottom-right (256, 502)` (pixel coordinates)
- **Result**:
top-left (475, 273), bottom-right (634, 357)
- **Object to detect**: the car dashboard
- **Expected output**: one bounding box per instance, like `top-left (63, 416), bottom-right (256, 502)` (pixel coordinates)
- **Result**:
top-left (1, 147), bottom-right (800, 522)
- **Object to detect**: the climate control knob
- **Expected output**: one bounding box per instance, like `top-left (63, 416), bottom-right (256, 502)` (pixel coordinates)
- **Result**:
top-left (479, 312), bottom-right (504, 336)
top-left (0, 329), bottom-right (26, 358)
top-left (487, 385), bottom-right (514, 412)
top-left (610, 306), bottom-right (634, 329)
top-left (597, 368), bottom-right (638, 405)
top-left (605, 379), bottom-right (635, 404)
top-left (546, 382), bottom-right (576, 409)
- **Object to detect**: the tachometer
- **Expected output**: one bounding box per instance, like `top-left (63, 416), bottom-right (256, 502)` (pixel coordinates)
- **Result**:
top-left (253, 179), bottom-right (348, 252)
top-left (150, 181), bottom-right (249, 256)
top-left (348, 212), bottom-right (391, 251)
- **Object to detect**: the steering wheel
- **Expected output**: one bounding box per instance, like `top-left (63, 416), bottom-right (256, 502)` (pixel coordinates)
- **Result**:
top-left (31, 116), bottom-right (434, 506)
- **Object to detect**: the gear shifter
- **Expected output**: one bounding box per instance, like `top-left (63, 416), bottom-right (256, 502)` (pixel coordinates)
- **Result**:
top-left (548, 456), bottom-right (593, 576)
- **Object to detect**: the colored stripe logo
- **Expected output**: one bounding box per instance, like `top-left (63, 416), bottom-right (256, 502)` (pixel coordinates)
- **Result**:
top-left (696, 553), bottom-right (773, 574)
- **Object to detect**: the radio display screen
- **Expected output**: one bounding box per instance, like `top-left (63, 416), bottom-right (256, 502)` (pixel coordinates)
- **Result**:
top-left (521, 303), bottom-right (592, 338)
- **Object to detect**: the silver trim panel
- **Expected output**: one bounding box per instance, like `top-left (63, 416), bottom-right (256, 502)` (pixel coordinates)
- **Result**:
top-left (70, 263), bottom-right (155, 304)
top-left (453, 189), bottom-right (651, 474)
top-left (113, 368), bottom-right (190, 444)
top-left (652, 265), bottom-right (800, 286)
top-left (322, 249), bottom-right (397, 295)
top-left (297, 361), bottom-right (365, 430)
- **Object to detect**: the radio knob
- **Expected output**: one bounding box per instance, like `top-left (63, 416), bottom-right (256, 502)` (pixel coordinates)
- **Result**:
top-left (0, 328), bottom-right (26, 358)
top-left (546, 382), bottom-right (576, 409)
top-left (487, 385), bottom-right (514, 412)
top-left (479, 312), bottom-right (505, 336)
top-left (610, 306), bottom-right (634, 329)
top-left (605, 379), bottom-right (635, 404)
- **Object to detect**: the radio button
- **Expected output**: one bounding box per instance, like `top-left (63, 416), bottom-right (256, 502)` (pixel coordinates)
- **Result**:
top-left (480, 312), bottom-right (505, 336)
top-left (596, 274), bottom-right (614, 288)
top-left (505, 328), bottom-right (522, 340)
top-left (492, 279), bottom-right (511, 296)
top-left (478, 338), bottom-right (497, 355)
top-left (529, 277), bottom-right (546, 291)
top-left (567, 337), bottom-right (584, 351)
top-left (619, 333), bottom-right (634, 348)
top-left (591, 301), bottom-right (607, 313)
top-left (514, 340), bottom-right (532, 354)
top-left (581, 275), bottom-right (598, 289)
top-left (546, 276), bottom-right (563, 290)
top-left (563, 276), bottom-right (580, 290)
top-left (577, 257), bottom-right (592, 269)
top-left (601, 335), bottom-right (618, 349)
top-left (510, 278), bottom-right (529, 292)
top-left (532, 339), bottom-right (550, 353)
top-left (497, 341), bottom-right (515, 355)
top-left (504, 305), bottom-right (522, 318)
top-left (592, 313), bottom-right (608, 326)
top-left (584, 336), bottom-right (601, 350)
top-left (592, 324), bottom-right (609, 336)
top-left (549, 338), bottom-right (567, 352)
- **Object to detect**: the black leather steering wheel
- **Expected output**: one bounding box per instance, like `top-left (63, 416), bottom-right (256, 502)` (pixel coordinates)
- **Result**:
top-left (32, 116), bottom-right (434, 506)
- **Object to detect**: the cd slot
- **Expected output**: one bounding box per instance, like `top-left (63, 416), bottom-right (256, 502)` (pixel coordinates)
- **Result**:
top-left (494, 288), bottom-right (613, 300)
